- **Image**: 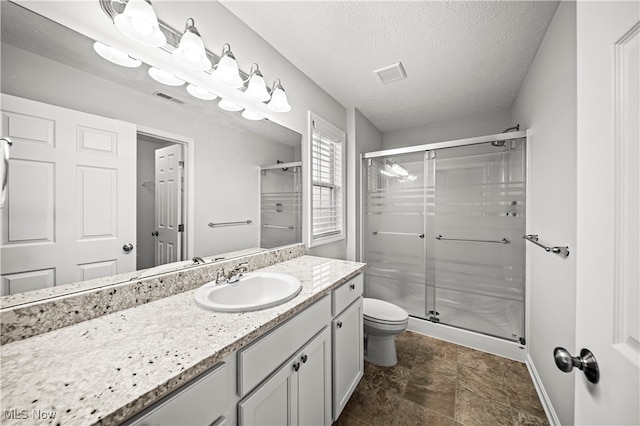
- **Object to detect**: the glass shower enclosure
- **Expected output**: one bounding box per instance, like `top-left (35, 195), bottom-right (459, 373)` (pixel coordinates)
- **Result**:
top-left (363, 136), bottom-right (526, 343)
top-left (260, 162), bottom-right (302, 249)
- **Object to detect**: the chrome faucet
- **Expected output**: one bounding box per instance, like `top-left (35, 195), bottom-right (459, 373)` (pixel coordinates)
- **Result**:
top-left (226, 262), bottom-right (249, 283)
top-left (192, 256), bottom-right (206, 265)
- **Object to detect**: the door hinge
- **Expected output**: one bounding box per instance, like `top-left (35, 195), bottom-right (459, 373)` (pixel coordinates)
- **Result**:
top-left (178, 161), bottom-right (185, 169)
top-left (178, 224), bottom-right (184, 232)
top-left (519, 337), bottom-right (526, 345)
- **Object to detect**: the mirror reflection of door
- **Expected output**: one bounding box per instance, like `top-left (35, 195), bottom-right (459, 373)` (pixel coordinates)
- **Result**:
top-left (136, 135), bottom-right (184, 270)
top-left (154, 144), bottom-right (183, 266)
top-left (0, 94), bottom-right (137, 295)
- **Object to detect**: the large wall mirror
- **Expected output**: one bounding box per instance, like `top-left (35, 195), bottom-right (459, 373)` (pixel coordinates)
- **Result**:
top-left (0, 1), bottom-right (303, 302)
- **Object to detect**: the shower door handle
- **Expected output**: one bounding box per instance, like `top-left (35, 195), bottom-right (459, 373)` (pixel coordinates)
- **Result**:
top-left (554, 347), bottom-right (599, 384)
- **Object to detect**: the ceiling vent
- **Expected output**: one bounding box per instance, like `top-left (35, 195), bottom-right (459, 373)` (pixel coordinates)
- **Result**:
top-left (373, 62), bottom-right (407, 84)
top-left (153, 91), bottom-right (185, 104)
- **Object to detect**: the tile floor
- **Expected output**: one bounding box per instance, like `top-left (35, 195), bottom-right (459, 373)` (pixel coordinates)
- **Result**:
top-left (335, 331), bottom-right (549, 426)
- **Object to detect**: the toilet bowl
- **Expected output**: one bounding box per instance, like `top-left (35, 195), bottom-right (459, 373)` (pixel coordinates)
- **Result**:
top-left (363, 298), bottom-right (409, 367)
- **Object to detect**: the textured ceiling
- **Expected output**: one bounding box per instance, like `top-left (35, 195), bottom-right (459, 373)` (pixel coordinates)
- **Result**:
top-left (220, 1), bottom-right (559, 132)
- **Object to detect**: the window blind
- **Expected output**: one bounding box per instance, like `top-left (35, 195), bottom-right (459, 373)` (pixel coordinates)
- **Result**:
top-left (311, 121), bottom-right (343, 241)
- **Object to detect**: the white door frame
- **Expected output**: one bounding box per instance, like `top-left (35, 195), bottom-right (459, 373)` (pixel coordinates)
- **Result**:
top-left (137, 125), bottom-right (194, 261)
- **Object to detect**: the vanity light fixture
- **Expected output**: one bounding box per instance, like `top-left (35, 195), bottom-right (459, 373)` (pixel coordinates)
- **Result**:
top-left (267, 79), bottom-right (291, 113)
top-left (113, 0), bottom-right (166, 47)
top-left (172, 18), bottom-right (211, 71)
top-left (212, 44), bottom-right (244, 89)
top-left (101, 0), bottom-right (293, 113)
top-left (218, 99), bottom-right (243, 112)
top-left (93, 41), bottom-right (141, 68)
top-left (148, 67), bottom-right (185, 86)
top-left (186, 84), bottom-right (218, 100)
top-left (243, 63), bottom-right (271, 102)
top-left (241, 109), bottom-right (264, 121)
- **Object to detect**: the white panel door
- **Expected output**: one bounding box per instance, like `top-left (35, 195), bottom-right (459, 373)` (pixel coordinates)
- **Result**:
top-left (575, 2), bottom-right (639, 424)
top-left (154, 144), bottom-right (182, 266)
top-left (0, 94), bottom-right (136, 294)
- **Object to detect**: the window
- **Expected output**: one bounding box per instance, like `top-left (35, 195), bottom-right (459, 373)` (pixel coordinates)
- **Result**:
top-left (308, 113), bottom-right (345, 247)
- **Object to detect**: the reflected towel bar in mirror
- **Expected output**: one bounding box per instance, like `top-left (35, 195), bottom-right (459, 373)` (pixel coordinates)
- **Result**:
top-left (523, 234), bottom-right (570, 257)
top-left (263, 224), bottom-right (294, 230)
top-left (436, 234), bottom-right (510, 244)
top-left (208, 220), bottom-right (252, 227)
top-left (372, 230), bottom-right (425, 238)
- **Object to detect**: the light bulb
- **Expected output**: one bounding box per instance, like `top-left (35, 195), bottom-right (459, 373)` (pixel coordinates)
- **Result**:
top-left (241, 110), bottom-right (264, 121)
top-left (148, 67), bottom-right (184, 86)
top-left (93, 42), bottom-right (141, 68)
top-left (173, 19), bottom-right (211, 71)
top-left (212, 44), bottom-right (243, 89)
top-left (267, 86), bottom-right (291, 113)
top-left (186, 84), bottom-right (218, 101)
top-left (114, 0), bottom-right (166, 47)
top-left (218, 99), bottom-right (243, 112)
top-left (244, 72), bottom-right (270, 102)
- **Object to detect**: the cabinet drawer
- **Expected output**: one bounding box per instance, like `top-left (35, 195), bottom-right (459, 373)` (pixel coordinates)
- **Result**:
top-left (332, 274), bottom-right (363, 316)
top-left (238, 296), bottom-right (331, 397)
top-left (125, 362), bottom-right (228, 426)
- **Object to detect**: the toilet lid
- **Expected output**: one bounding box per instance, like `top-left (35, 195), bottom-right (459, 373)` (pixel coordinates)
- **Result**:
top-left (363, 298), bottom-right (409, 323)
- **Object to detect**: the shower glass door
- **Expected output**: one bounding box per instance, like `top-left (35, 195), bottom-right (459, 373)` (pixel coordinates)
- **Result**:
top-left (363, 137), bottom-right (526, 343)
top-left (364, 152), bottom-right (427, 317)
top-left (260, 164), bottom-right (302, 249)
top-left (432, 140), bottom-right (526, 342)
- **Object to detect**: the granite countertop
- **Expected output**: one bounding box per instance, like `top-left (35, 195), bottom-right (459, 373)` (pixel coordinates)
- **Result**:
top-left (0, 255), bottom-right (365, 426)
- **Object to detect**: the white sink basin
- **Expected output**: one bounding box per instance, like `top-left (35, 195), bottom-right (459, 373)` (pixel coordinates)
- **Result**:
top-left (194, 272), bottom-right (302, 313)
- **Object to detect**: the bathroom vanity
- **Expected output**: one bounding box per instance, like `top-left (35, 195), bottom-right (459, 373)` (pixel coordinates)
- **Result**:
top-left (0, 253), bottom-right (365, 425)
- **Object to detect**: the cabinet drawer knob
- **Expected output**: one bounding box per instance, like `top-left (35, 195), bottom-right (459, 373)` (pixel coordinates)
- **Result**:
top-left (350, 283), bottom-right (355, 290)
top-left (337, 321), bottom-right (343, 328)
top-left (301, 354), bottom-right (308, 364)
top-left (293, 362), bottom-right (300, 372)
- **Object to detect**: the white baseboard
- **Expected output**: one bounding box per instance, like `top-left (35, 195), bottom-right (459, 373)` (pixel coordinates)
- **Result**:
top-left (525, 353), bottom-right (560, 426)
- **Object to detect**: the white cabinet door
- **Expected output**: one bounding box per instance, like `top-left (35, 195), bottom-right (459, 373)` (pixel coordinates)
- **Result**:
top-left (239, 327), bottom-right (331, 426)
top-left (332, 297), bottom-right (363, 421)
top-left (297, 327), bottom-right (332, 426)
top-left (0, 94), bottom-right (136, 294)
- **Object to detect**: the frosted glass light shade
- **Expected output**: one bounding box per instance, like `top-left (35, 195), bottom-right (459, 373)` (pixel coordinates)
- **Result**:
top-left (93, 42), bottom-right (141, 68)
top-left (173, 20), bottom-right (211, 71)
top-left (244, 72), bottom-right (270, 102)
top-left (148, 67), bottom-right (184, 86)
top-left (267, 86), bottom-right (291, 112)
top-left (241, 110), bottom-right (264, 121)
top-left (114, 0), bottom-right (166, 47)
top-left (218, 99), bottom-right (243, 112)
top-left (212, 48), bottom-right (243, 89)
top-left (186, 84), bottom-right (218, 100)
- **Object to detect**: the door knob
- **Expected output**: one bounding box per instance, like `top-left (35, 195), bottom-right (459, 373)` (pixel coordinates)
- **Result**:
top-left (151, 231), bottom-right (159, 237)
top-left (554, 347), bottom-right (600, 384)
top-left (122, 243), bottom-right (134, 252)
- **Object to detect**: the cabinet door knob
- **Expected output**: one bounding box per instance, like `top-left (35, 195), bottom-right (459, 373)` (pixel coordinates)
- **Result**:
top-left (350, 283), bottom-right (355, 290)
top-left (293, 362), bottom-right (300, 372)
top-left (301, 354), bottom-right (308, 364)
top-left (151, 231), bottom-right (159, 237)
top-left (337, 321), bottom-right (343, 328)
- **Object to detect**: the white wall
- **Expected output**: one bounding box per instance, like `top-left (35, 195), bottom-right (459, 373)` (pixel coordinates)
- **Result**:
top-left (346, 108), bottom-right (383, 261)
top-left (510, 2), bottom-right (577, 425)
top-left (382, 108), bottom-right (513, 149)
top-left (1, 44), bottom-right (297, 260)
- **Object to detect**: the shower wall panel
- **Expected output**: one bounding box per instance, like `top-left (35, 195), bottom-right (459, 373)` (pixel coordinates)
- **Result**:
top-left (260, 166), bottom-right (302, 249)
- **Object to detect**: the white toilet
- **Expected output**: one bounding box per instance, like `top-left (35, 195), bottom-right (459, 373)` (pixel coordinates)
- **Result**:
top-left (363, 298), bottom-right (409, 367)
